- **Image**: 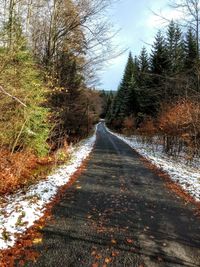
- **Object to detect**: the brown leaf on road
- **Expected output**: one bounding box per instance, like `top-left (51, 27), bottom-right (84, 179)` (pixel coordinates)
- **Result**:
top-left (126, 238), bottom-right (134, 244)
top-left (105, 257), bottom-right (112, 263)
top-left (32, 238), bottom-right (42, 244)
top-left (95, 254), bottom-right (102, 259)
top-left (91, 250), bottom-right (96, 256)
top-left (111, 251), bottom-right (119, 257)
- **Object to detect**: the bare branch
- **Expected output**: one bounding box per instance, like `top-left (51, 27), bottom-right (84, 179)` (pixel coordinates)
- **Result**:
top-left (0, 85), bottom-right (27, 107)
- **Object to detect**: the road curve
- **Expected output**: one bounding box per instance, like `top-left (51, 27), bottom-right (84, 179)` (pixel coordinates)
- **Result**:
top-left (24, 123), bottom-right (200, 267)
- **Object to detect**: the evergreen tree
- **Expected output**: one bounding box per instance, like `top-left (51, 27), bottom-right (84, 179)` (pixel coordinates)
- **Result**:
top-left (137, 47), bottom-right (155, 115)
top-left (150, 30), bottom-right (169, 75)
top-left (164, 21), bottom-right (185, 100)
top-left (166, 21), bottom-right (184, 74)
top-left (112, 52), bottom-right (138, 119)
top-left (139, 47), bottom-right (149, 73)
top-left (49, 51), bottom-right (85, 144)
top-left (150, 30), bottom-right (169, 111)
top-left (184, 27), bottom-right (198, 70)
top-left (100, 90), bottom-right (114, 119)
top-left (184, 27), bottom-right (200, 92)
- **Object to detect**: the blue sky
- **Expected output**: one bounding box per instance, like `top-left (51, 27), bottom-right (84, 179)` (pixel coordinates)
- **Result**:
top-left (99, 0), bottom-right (181, 90)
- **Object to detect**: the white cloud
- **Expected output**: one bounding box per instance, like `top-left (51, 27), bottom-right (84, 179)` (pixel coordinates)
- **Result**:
top-left (147, 8), bottom-right (183, 29)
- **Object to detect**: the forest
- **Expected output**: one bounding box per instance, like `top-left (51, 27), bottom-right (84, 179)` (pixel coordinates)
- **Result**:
top-left (0, 0), bottom-right (112, 194)
top-left (0, 0), bottom-right (200, 195)
top-left (0, 1), bottom-right (200, 264)
top-left (105, 5), bottom-right (200, 160)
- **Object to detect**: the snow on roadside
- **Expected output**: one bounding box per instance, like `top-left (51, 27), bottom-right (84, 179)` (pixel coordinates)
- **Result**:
top-left (0, 126), bottom-right (98, 250)
top-left (106, 127), bottom-right (200, 202)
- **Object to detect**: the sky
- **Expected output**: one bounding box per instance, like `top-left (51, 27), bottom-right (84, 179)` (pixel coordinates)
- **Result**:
top-left (99, 0), bottom-right (182, 91)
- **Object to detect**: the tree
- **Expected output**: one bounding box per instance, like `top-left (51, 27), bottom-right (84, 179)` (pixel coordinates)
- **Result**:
top-left (170, 0), bottom-right (200, 54)
top-left (166, 20), bottom-right (184, 74)
top-left (0, 48), bottom-right (50, 155)
top-left (150, 30), bottom-right (169, 76)
top-left (112, 52), bottom-right (138, 119)
top-left (183, 27), bottom-right (200, 93)
top-left (0, 0), bottom-right (116, 152)
top-left (149, 30), bottom-right (169, 110)
top-left (136, 47), bottom-right (156, 116)
top-left (184, 27), bottom-right (198, 70)
top-left (100, 90), bottom-right (114, 119)
top-left (163, 21), bottom-right (185, 100)
top-left (170, 0), bottom-right (200, 91)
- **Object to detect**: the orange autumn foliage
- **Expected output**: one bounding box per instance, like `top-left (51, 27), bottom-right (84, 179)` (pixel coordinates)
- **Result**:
top-left (159, 100), bottom-right (200, 136)
top-left (0, 150), bottom-right (55, 195)
top-left (122, 116), bottom-right (135, 135)
top-left (158, 99), bottom-right (200, 155)
top-left (137, 117), bottom-right (156, 136)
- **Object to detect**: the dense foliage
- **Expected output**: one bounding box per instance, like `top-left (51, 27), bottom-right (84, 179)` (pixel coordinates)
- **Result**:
top-left (0, 0), bottom-right (112, 193)
top-left (107, 20), bottom-right (200, 157)
top-left (0, 0), bottom-right (113, 154)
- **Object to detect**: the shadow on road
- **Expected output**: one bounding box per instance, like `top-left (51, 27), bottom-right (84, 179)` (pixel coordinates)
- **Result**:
top-left (23, 123), bottom-right (200, 267)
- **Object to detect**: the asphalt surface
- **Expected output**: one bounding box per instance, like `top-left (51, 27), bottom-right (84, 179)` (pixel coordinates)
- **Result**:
top-left (24, 123), bottom-right (200, 267)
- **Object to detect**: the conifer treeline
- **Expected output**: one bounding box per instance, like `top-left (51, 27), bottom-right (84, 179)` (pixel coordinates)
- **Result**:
top-left (107, 21), bottom-right (199, 125)
top-left (106, 21), bottom-right (200, 156)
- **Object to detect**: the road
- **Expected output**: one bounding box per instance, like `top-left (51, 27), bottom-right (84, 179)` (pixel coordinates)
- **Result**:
top-left (24, 123), bottom-right (200, 267)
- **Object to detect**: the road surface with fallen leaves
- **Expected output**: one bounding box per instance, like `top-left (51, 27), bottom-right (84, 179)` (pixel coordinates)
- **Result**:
top-left (24, 123), bottom-right (200, 267)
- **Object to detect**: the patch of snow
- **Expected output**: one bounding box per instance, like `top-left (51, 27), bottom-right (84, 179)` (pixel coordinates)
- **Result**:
top-left (106, 127), bottom-right (200, 202)
top-left (0, 125), bottom-right (98, 250)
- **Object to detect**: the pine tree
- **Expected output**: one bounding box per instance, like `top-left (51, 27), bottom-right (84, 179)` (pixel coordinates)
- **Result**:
top-left (184, 27), bottom-right (198, 71)
top-left (139, 47), bottom-right (149, 73)
top-left (136, 47), bottom-right (155, 115)
top-left (100, 90), bottom-right (114, 119)
top-left (49, 51), bottom-right (85, 144)
top-left (112, 52), bottom-right (138, 119)
top-left (149, 31), bottom-right (169, 111)
top-left (150, 30), bottom-right (169, 75)
top-left (164, 21), bottom-right (185, 100)
top-left (166, 21), bottom-right (184, 74)
top-left (184, 27), bottom-right (200, 92)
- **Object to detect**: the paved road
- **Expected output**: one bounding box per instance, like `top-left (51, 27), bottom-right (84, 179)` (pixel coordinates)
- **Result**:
top-left (24, 123), bottom-right (200, 267)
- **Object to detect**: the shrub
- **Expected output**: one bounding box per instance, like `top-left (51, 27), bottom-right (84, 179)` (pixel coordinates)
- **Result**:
top-left (158, 100), bottom-right (200, 156)
top-left (122, 115), bottom-right (135, 135)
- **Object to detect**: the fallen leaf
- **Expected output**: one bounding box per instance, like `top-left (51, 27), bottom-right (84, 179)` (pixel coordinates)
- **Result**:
top-left (111, 239), bottom-right (117, 244)
top-left (105, 257), bottom-right (112, 263)
top-left (95, 254), bottom-right (102, 259)
top-left (32, 238), bottom-right (42, 244)
top-left (91, 250), bottom-right (96, 256)
top-left (126, 238), bottom-right (134, 244)
top-left (76, 186), bottom-right (82, 189)
top-left (111, 251), bottom-right (119, 257)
